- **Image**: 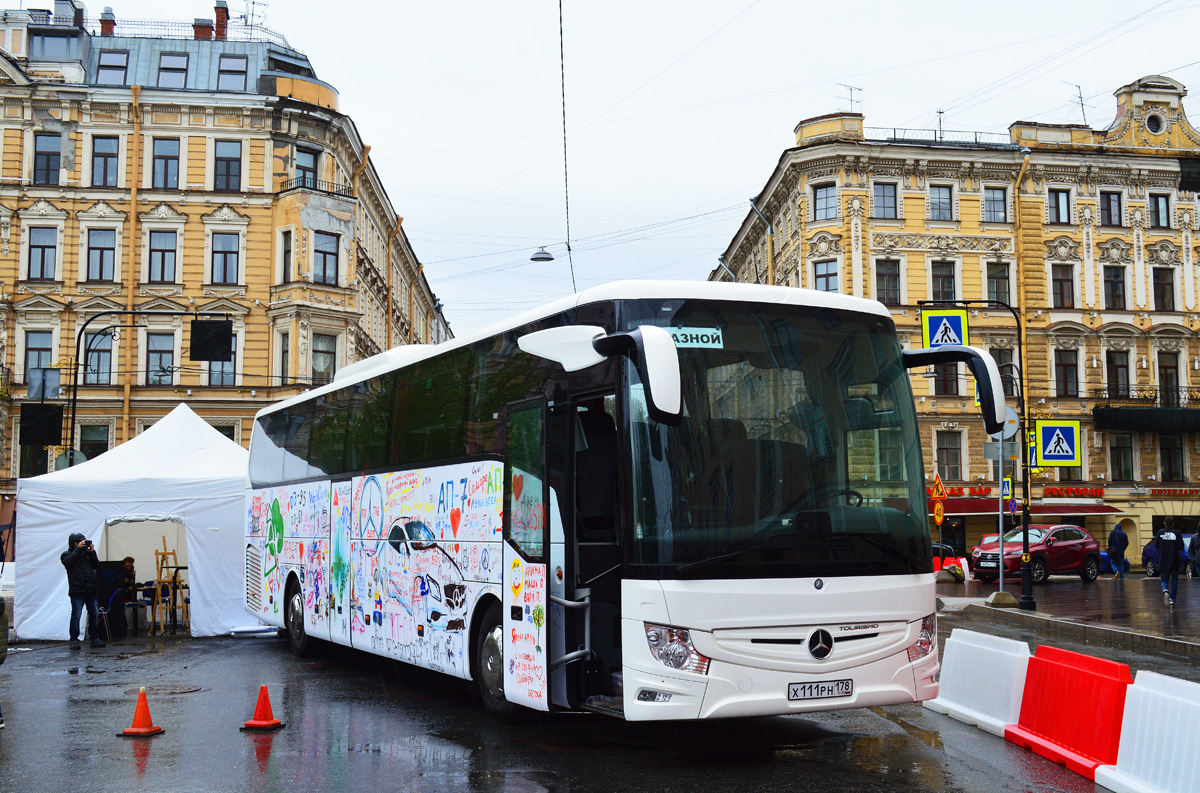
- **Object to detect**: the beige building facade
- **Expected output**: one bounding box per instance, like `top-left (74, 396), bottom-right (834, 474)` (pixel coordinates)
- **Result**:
top-left (719, 75), bottom-right (1200, 559)
top-left (0, 2), bottom-right (447, 488)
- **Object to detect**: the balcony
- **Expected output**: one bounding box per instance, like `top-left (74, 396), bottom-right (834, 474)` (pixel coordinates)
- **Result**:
top-left (1092, 383), bottom-right (1200, 434)
top-left (279, 177), bottom-right (353, 198)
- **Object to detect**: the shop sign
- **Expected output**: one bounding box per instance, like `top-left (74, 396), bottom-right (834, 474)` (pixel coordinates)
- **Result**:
top-left (1043, 486), bottom-right (1104, 497)
top-left (925, 486), bottom-right (994, 497)
top-left (1149, 488), bottom-right (1200, 497)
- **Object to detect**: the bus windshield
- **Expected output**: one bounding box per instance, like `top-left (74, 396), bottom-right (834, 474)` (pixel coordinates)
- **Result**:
top-left (624, 299), bottom-right (930, 579)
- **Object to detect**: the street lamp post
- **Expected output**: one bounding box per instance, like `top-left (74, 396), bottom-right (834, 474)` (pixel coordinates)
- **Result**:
top-left (917, 297), bottom-right (1035, 611)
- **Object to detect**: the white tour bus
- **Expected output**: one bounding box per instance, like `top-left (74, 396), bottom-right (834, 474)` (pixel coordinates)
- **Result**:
top-left (245, 280), bottom-right (1005, 721)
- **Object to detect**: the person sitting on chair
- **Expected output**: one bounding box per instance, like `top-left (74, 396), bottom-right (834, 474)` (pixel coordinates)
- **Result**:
top-left (122, 557), bottom-right (138, 601)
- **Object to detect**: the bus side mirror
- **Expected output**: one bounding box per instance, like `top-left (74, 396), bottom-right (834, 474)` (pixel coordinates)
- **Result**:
top-left (902, 344), bottom-right (1006, 435)
top-left (517, 325), bottom-right (608, 371)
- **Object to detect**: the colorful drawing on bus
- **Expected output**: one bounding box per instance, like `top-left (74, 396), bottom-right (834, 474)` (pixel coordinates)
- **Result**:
top-left (330, 481), bottom-right (353, 640)
top-left (504, 554), bottom-right (548, 708)
top-left (347, 460), bottom-right (505, 678)
top-left (245, 481), bottom-right (331, 619)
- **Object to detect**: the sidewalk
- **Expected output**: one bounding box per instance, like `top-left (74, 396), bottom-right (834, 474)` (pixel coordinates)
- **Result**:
top-left (938, 571), bottom-right (1200, 659)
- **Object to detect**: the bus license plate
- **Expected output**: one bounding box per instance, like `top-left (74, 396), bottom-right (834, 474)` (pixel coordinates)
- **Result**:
top-left (977, 561), bottom-right (997, 568)
top-left (788, 680), bottom-right (852, 701)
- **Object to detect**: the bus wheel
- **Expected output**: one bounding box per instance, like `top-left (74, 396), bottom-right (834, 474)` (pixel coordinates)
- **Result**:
top-left (475, 601), bottom-right (517, 721)
top-left (285, 581), bottom-right (310, 657)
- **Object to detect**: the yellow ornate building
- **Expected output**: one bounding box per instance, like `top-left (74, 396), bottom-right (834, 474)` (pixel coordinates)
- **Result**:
top-left (719, 75), bottom-right (1200, 556)
top-left (0, 2), bottom-right (448, 486)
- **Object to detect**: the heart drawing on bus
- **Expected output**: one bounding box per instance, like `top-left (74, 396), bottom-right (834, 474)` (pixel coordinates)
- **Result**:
top-left (512, 474), bottom-right (524, 502)
top-left (450, 507), bottom-right (461, 536)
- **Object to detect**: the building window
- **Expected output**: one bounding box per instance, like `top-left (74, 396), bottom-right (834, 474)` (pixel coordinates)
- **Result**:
top-left (146, 333), bottom-right (175, 385)
top-left (876, 259), bottom-right (900, 305)
top-left (208, 333), bottom-right (236, 386)
top-left (296, 148), bottom-right (318, 188)
top-left (1110, 433), bottom-right (1134, 481)
top-left (217, 55), bottom-right (247, 91)
top-left (213, 425), bottom-right (237, 441)
top-left (1104, 265), bottom-right (1126, 310)
top-left (1100, 191), bottom-right (1121, 226)
top-left (1107, 350), bottom-right (1130, 398)
top-left (1153, 267), bottom-right (1175, 311)
top-left (1048, 189), bottom-right (1071, 224)
top-left (33, 133), bottom-right (59, 185)
top-left (936, 430), bottom-right (962, 481)
top-left (313, 231), bottom-right (339, 285)
top-left (79, 425), bottom-right (109, 461)
top-left (214, 140), bottom-right (241, 191)
top-left (989, 347), bottom-right (1015, 397)
top-left (24, 330), bottom-right (53, 382)
top-left (87, 228), bottom-right (116, 281)
top-left (1161, 435), bottom-right (1185, 482)
top-left (1055, 349), bottom-right (1079, 397)
top-left (878, 429), bottom-right (904, 480)
top-left (153, 138), bottom-right (180, 189)
top-left (1060, 465), bottom-right (1083, 482)
top-left (987, 263), bottom-right (1009, 305)
top-left (28, 227), bottom-right (56, 280)
top-left (96, 50), bottom-right (128, 86)
top-left (280, 229), bottom-right (292, 283)
top-left (813, 184), bottom-right (836, 221)
top-left (1149, 194), bottom-right (1171, 229)
top-left (19, 445), bottom-right (48, 478)
top-left (83, 331), bottom-right (111, 385)
top-left (157, 53), bottom-right (188, 89)
top-left (30, 33), bottom-right (76, 60)
top-left (931, 261), bottom-right (955, 301)
top-left (211, 232), bottom-right (239, 284)
top-left (984, 187), bottom-right (1006, 223)
top-left (814, 260), bottom-right (838, 293)
top-left (1051, 264), bottom-right (1074, 308)
top-left (91, 136), bottom-right (119, 187)
top-left (279, 331), bottom-right (289, 385)
top-left (149, 230), bottom-right (176, 282)
top-left (873, 183), bottom-right (897, 219)
top-left (1159, 351), bottom-right (1180, 407)
top-left (929, 185), bottom-right (952, 221)
top-left (312, 333), bottom-right (336, 384)
top-left (934, 363), bottom-right (958, 396)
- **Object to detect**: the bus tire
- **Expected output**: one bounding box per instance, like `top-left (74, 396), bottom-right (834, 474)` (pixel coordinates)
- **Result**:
top-left (285, 578), bottom-right (311, 658)
top-left (474, 600), bottom-right (518, 721)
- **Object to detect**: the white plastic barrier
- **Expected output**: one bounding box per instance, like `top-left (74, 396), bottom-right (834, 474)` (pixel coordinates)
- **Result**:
top-left (1095, 671), bottom-right (1200, 793)
top-left (924, 628), bottom-right (1030, 737)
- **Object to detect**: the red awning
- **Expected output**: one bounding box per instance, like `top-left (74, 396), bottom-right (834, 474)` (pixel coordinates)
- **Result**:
top-left (926, 497), bottom-right (1126, 516)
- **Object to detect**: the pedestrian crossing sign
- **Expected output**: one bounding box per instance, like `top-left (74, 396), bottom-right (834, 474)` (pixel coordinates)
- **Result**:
top-left (1002, 477), bottom-right (1012, 499)
top-left (921, 309), bottom-right (969, 349)
top-left (1034, 420), bottom-right (1081, 466)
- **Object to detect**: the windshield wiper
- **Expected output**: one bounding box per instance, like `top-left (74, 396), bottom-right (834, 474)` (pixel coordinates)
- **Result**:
top-left (833, 531), bottom-right (928, 569)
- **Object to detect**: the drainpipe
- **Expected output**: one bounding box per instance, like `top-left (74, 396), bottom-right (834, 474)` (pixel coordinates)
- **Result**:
top-left (716, 254), bottom-right (738, 282)
top-left (1014, 148), bottom-right (1031, 406)
top-left (385, 218), bottom-right (402, 348)
top-left (349, 144), bottom-right (370, 346)
top-left (409, 263), bottom-right (423, 344)
top-left (120, 85), bottom-right (141, 443)
top-left (749, 198), bottom-right (775, 286)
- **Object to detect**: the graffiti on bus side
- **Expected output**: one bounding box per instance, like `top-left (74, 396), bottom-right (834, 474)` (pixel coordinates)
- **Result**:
top-left (245, 481), bottom-right (331, 619)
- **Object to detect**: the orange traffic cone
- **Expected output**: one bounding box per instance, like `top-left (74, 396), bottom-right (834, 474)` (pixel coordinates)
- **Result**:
top-left (240, 685), bottom-right (284, 731)
top-left (118, 687), bottom-right (164, 737)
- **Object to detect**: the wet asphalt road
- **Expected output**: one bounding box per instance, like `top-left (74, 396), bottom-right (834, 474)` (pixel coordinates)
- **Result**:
top-left (0, 629), bottom-right (1104, 793)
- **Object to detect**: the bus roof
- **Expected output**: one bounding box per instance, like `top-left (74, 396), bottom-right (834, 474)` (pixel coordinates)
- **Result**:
top-left (254, 280), bottom-right (892, 420)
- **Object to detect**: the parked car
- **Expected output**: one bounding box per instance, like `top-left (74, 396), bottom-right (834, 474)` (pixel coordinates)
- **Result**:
top-left (1141, 533), bottom-right (1196, 578)
top-left (970, 524), bottom-right (1102, 584)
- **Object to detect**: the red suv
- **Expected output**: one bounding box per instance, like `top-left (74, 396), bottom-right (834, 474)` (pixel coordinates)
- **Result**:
top-left (970, 524), bottom-right (1102, 584)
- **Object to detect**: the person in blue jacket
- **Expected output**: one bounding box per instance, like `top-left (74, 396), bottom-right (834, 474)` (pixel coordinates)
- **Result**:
top-left (1107, 524), bottom-right (1129, 580)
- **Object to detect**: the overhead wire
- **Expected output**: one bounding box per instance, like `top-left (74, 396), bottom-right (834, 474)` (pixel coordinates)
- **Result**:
top-left (558, 0), bottom-right (576, 292)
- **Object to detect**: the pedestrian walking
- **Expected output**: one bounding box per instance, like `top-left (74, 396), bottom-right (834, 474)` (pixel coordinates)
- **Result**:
top-left (1190, 531), bottom-right (1200, 579)
top-left (1107, 523), bottom-right (1129, 580)
top-left (1153, 517), bottom-right (1186, 607)
top-left (60, 533), bottom-right (104, 649)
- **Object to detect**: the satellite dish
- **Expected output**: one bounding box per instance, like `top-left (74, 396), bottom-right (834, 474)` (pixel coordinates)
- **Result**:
top-left (54, 449), bottom-right (88, 470)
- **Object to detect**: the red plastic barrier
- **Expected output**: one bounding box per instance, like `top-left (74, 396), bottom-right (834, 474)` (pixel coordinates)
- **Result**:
top-left (1003, 645), bottom-right (1132, 779)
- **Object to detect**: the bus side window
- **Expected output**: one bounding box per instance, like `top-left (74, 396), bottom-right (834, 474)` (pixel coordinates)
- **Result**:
top-left (576, 406), bottom-right (618, 542)
top-left (506, 401), bottom-right (547, 561)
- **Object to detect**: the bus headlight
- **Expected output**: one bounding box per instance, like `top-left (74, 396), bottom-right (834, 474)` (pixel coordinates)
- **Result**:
top-left (644, 623), bottom-right (710, 675)
top-left (906, 614), bottom-right (936, 662)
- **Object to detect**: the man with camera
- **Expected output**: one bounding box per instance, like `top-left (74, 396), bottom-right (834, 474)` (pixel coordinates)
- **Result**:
top-left (60, 533), bottom-right (104, 649)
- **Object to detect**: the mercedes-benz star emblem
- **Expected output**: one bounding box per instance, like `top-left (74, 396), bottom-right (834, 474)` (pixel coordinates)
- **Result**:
top-left (814, 578), bottom-right (824, 590)
top-left (808, 629), bottom-right (834, 660)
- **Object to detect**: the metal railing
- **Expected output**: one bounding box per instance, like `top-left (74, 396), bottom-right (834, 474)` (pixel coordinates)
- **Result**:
top-left (863, 127), bottom-right (1017, 148)
top-left (1090, 384), bottom-right (1200, 408)
top-left (74, 16), bottom-right (294, 49)
top-left (279, 177), bottom-right (353, 198)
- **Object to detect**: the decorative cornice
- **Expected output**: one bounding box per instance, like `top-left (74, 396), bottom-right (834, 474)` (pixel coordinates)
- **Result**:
top-left (139, 202), bottom-right (187, 223)
top-left (1097, 238), bottom-right (1134, 264)
top-left (139, 285), bottom-right (183, 297)
top-left (870, 232), bottom-right (1011, 253)
top-left (1147, 239), bottom-right (1182, 266)
top-left (203, 285), bottom-right (247, 298)
top-left (1044, 235), bottom-right (1081, 261)
top-left (18, 198), bottom-right (66, 220)
top-left (76, 200), bottom-right (126, 221)
top-left (201, 204), bottom-right (250, 225)
top-left (807, 231), bottom-right (843, 258)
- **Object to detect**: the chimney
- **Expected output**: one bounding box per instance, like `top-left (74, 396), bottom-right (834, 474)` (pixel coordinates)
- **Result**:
top-left (193, 18), bottom-right (213, 40)
top-left (100, 6), bottom-right (115, 36)
top-left (214, 1), bottom-right (229, 41)
top-left (73, 2), bottom-right (84, 28)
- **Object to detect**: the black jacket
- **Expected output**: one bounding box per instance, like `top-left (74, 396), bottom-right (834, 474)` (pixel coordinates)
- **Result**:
top-left (1107, 528), bottom-right (1129, 555)
top-left (61, 545), bottom-right (100, 594)
top-left (1153, 529), bottom-right (1186, 576)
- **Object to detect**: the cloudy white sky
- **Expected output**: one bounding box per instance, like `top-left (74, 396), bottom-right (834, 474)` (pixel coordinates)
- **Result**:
top-left (87, 0), bottom-right (1200, 335)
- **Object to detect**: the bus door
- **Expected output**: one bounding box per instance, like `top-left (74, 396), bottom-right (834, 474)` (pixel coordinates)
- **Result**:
top-left (503, 398), bottom-right (552, 711)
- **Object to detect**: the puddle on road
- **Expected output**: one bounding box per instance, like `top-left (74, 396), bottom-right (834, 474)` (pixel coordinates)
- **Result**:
top-left (122, 684), bottom-right (208, 696)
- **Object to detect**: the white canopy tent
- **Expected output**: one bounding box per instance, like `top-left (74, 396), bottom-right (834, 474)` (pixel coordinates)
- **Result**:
top-left (14, 403), bottom-right (254, 639)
